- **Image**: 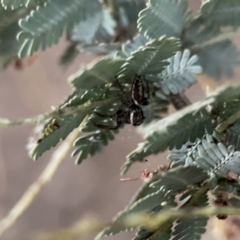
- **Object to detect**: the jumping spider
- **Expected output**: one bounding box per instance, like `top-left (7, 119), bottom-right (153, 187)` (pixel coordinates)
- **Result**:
top-left (92, 74), bottom-right (150, 130)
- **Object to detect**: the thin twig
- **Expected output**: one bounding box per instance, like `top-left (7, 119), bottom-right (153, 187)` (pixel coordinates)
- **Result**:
top-left (216, 110), bottom-right (240, 133)
top-left (192, 27), bottom-right (240, 49)
top-left (126, 205), bottom-right (240, 230)
top-left (0, 98), bottom-right (116, 128)
top-left (0, 129), bottom-right (80, 237)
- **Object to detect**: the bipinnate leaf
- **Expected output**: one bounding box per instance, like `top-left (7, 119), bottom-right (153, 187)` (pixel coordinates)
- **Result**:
top-left (118, 36), bottom-right (181, 77)
top-left (96, 189), bottom-right (171, 239)
top-left (97, 166), bottom-right (207, 239)
top-left (70, 57), bottom-right (124, 90)
top-left (156, 49), bottom-right (202, 95)
top-left (200, 0), bottom-right (240, 27)
top-left (138, 0), bottom-right (191, 39)
top-left (17, 0), bottom-right (101, 57)
top-left (32, 113), bottom-right (86, 160)
top-left (1, 0), bottom-right (47, 9)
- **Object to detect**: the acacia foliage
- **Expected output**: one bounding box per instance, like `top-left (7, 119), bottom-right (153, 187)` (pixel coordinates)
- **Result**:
top-left (1, 0), bottom-right (240, 240)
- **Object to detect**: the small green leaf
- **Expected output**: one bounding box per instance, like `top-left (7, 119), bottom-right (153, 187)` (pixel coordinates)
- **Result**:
top-left (17, 0), bottom-right (101, 57)
top-left (70, 57), bottom-right (124, 90)
top-left (1, 0), bottom-right (47, 9)
top-left (138, 0), bottom-right (191, 39)
top-left (32, 114), bottom-right (86, 160)
top-left (118, 36), bottom-right (181, 77)
top-left (96, 189), bottom-right (172, 239)
top-left (155, 49), bottom-right (202, 95)
top-left (72, 130), bottom-right (118, 164)
top-left (201, 0), bottom-right (240, 27)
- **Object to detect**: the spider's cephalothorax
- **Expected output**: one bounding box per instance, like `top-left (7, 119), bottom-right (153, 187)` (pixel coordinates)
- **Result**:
top-left (92, 74), bottom-right (150, 130)
top-left (131, 74), bottom-right (150, 106)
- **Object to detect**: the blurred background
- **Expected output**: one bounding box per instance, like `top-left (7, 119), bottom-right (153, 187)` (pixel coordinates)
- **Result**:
top-left (0, 1), bottom-right (240, 239)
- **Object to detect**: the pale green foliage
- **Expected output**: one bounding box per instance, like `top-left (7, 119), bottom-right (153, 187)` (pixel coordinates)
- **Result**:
top-left (0, 5), bottom-right (23, 65)
top-left (2, 1), bottom-right (240, 240)
top-left (97, 166), bottom-right (208, 239)
top-left (72, 129), bottom-right (118, 164)
top-left (169, 134), bottom-right (240, 178)
top-left (72, 8), bottom-right (116, 45)
top-left (118, 36), bottom-right (180, 76)
top-left (122, 85), bottom-right (240, 174)
top-left (18, 0), bottom-right (101, 57)
top-left (138, 0), bottom-right (191, 39)
top-left (201, 0), bottom-right (240, 27)
top-left (196, 40), bottom-right (240, 79)
top-left (32, 114), bottom-right (87, 160)
top-left (118, 34), bottom-right (148, 58)
top-left (155, 49), bottom-right (202, 94)
top-left (70, 57), bottom-right (124, 89)
top-left (1, 0), bottom-right (47, 9)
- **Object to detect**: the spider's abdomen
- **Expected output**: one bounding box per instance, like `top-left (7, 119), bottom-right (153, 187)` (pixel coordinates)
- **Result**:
top-left (131, 74), bottom-right (149, 106)
top-left (128, 105), bottom-right (145, 126)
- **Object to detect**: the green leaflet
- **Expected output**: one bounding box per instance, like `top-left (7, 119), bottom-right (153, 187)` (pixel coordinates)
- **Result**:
top-left (72, 8), bottom-right (116, 45)
top-left (137, 0), bottom-right (191, 39)
top-left (116, 0), bottom-right (146, 24)
top-left (0, 5), bottom-right (24, 66)
top-left (201, 0), bottom-right (240, 27)
top-left (172, 217), bottom-right (208, 240)
top-left (150, 166), bottom-right (209, 191)
top-left (182, 18), bottom-right (240, 80)
top-left (195, 40), bottom-right (240, 80)
top-left (118, 36), bottom-right (181, 77)
top-left (96, 166), bottom-right (207, 239)
top-left (96, 189), bottom-right (172, 239)
top-left (134, 227), bottom-right (172, 240)
top-left (169, 134), bottom-right (240, 178)
top-left (17, 0), bottom-right (102, 57)
top-left (118, 34), bottom-right (148, 58)
top-left (155, 49), bottom-right (202, 95)
top-left (1, 0), bottom-right (47, 9)
top-left (172, 194), bottom-right (208, 240)
top-left (70, 57), bottom-right (124, 90)
top-left (72, 130), bottom-right (118, 164)
top-left (32, 113), bottom-right (86, 160)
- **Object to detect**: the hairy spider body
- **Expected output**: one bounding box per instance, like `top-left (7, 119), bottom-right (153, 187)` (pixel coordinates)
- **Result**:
top-left (92, 74), bottom-right (149, 130)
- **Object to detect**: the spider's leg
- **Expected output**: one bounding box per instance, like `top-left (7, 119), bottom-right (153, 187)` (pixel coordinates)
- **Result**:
top-left (115, 76), bottom-right (131, 106)
top-left (91, 109), bottom-right (124, 130)
top-left (91, 120), bottom-right (120, 130)
top-left (116, 109), bottom-right (129, 125)
top-left (94, 112), bottom-right (115, 118)
top-left (143, 75), bottom-right (150, 100)
top-left (131, 74), bottom-right (142, 105)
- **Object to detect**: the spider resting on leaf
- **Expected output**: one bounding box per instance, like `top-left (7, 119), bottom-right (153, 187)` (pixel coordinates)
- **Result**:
top-left (92, 74), bottom-right (150, 130)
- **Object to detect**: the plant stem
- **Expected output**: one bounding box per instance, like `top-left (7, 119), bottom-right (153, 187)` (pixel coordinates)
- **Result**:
top-left (0, 98), bottom-right (116, 128)
top-left (0, 129), bottom-right (80, 237)
top-left (192, 27), bottom-right (240, 49)
top-left (127, 205), bottom-right (240, 230)
top-left (216, 110), bottom-right (240, 132)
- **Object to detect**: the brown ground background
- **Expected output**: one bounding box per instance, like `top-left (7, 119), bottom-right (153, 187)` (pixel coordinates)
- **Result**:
top-left (0, 1), bottom-right (240, 240)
